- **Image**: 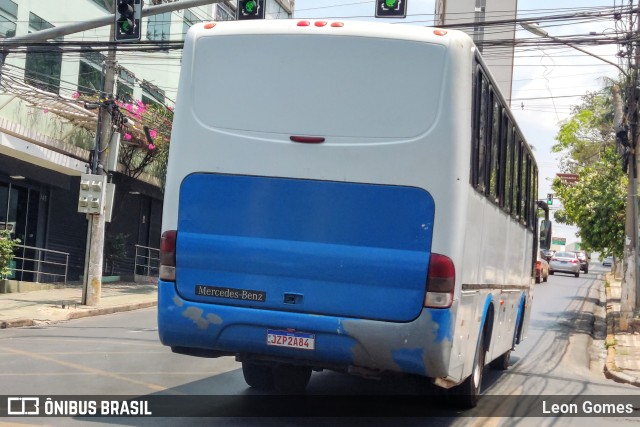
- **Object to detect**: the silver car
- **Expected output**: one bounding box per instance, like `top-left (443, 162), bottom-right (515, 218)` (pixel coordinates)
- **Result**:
top-left (549, 251), bottom-right (581, 278)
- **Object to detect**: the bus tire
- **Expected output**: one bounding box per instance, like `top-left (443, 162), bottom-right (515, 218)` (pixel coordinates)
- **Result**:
top-left (451, 332), bottom-right (485, 408)
top-left (272, 365), bottom-right (312, 393)
top-left (489, 349), bottom-right (511, 370)
top-left (242, 361), bottom-right (274, 390)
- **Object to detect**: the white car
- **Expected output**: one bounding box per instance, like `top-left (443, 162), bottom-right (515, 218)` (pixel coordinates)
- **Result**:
top-left (549, 251), bottom-right (581, 278)
top-left (602, 256), bottom-right (613, 267)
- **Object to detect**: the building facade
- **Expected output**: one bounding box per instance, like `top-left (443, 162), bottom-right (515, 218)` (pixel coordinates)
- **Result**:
top-left (434, 0), bottom-right (517, 102)
top-left (0, 0), bottom-right (293, 282)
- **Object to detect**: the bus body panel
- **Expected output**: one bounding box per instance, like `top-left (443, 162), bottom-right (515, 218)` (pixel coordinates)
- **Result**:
top-left (158, 280), bottom-right (454, 378)
top-left (176, 173), bottom-right (435, 322)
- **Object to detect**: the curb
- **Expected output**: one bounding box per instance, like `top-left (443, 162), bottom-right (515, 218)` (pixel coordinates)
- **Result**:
top-left (0, 301), bottom-right (157, 329)
top-left (0, 318), bottom-right (36, 329)
top-left (604, 345), bottom-right (640, 386)
top-left (66, 301), bottom-right (157, 320)
top-left (603, 273), bottom-right (640, 387)
top-left (604, 341), bottom-right (640, 387)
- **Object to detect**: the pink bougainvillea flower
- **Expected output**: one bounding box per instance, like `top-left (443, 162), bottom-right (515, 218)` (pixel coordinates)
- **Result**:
top-left (148, 144), bottom-right (155, 150)
top-left (126, 104), bottom-right (133, 112)
top-left (43, 109), bottom-right (49, 113)
top-left (124, 133), bottom-right (132, 141)
top-left (71, 92), bottom-right (80, 99)
top-left (149, 129), bottom-right (158, 139)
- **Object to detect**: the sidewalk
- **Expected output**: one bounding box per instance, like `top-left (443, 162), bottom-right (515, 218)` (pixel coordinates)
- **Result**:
top-left (0, 280), bottom-right (157, 329)
top-left (604, 273), bottom-right (640, 387)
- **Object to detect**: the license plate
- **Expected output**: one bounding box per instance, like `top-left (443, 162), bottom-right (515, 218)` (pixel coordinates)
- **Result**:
top-left (266, 329), bottom-right (315, 350)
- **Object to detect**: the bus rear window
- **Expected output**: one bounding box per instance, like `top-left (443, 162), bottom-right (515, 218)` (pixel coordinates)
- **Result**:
top-left (192, 35), bottom-right (446, 139)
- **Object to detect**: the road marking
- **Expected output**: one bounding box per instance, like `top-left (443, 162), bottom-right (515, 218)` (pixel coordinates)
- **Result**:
top-left (468, 386), bottom-right (523, 427)
top-left (0, 423), bottom-right (42, 427)
top-left (0, 345), bottom-right (180, 394)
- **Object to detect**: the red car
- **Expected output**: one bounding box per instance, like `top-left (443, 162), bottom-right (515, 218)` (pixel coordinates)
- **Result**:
top-left (536, 258), bottom-right (549, 283)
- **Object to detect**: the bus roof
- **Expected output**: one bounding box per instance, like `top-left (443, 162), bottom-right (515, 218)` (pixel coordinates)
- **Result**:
top-left (187, 19), bottom-right (473, 47)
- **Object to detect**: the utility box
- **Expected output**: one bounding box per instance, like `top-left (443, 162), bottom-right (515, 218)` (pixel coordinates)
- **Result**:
top-left (78, 174), bottom-right (107, 215)
top-left (104, 182), bottom-right (116, 222)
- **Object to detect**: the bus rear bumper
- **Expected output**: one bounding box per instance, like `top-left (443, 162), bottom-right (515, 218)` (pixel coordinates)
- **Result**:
top-left (158, 280), bottom-right (454, 378)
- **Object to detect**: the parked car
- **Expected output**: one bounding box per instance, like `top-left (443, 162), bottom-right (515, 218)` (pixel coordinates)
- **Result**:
top-left (542, 249), bottom-right (556, 262)
top-left (573, 250), bottom-right (589, 274)
top-left (549, 251), bottom-right (581, 278)
top-left (602, 256), bottom-right (613, 267)
top-left (536, 258), bottom-right (549, 284)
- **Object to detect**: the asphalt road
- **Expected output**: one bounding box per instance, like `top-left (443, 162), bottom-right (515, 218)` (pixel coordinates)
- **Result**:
top-left (0, 262), bottom-right (639, 426)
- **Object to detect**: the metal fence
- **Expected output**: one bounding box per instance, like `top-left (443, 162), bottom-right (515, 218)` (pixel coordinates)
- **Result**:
top-left (134, 244), bottom-right (159, 278)
top-left (11, 244), bottom-right (69, 284)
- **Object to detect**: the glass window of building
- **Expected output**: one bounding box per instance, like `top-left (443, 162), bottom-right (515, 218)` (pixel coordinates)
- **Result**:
top-left (89, 0), bottom-right (111, 12)
top-left (77, 49), bottom-right (106, 95)
top-left (216, 3), bottom-right (234, 21)
top-left (0, 0), bottom-right (17, 38)
top-left (24, 13), bottom-right (63, 94)
top-left (117, 67), bottom-right (135, 103)
top-left (182, 9), bottom-right (202, 38)
top-left (147, 11), bottom-right (171, 41)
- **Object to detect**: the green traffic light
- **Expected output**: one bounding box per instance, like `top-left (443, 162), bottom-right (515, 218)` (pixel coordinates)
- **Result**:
top-left (385, 0), bottom-right (398, 7)
top-left (121, 22), bottom-right (130, 32)
top-left (245, 0), bottom-right (256, 13)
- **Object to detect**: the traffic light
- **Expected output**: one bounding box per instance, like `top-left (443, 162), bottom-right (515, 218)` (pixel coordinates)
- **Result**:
top-left (114, 0), bottom-right (142, 42)
top-left (237, 0), bottom-right (265, 20)
top-left (375, 0), bottom-right (407, 18)
top-left (547, 193), bottom-right (553, 206)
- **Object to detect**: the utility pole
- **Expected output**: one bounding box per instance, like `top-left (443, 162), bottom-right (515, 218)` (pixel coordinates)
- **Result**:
top-left (621, 6), bottom-right (640, 329)
top-left (82, 49), bottom-right (115, 306)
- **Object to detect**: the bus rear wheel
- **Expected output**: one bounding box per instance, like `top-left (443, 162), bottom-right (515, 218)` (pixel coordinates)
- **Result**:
top-left (272, 365), bottom-right (312, 393)
top-left (242, 361), bottom-right (274, 390)
top-left (451, 332), bottom-right (485, 408)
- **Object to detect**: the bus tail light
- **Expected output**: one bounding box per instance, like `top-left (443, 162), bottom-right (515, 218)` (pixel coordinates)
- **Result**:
top-left (160, 230), bottom-right (177, 281)
top-left (425, 253), bottom-right (455, 308)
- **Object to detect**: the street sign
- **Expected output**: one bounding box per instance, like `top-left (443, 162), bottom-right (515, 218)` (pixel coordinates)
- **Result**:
top-left (551, 237), bottom-right (566, 246)
top-left (556, 173), bottom-right (579, 185)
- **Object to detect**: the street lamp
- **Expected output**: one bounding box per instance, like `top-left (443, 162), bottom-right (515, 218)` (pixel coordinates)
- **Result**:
top-left (520, 22), bottom-right (628, 77)
top-left (521, 20), bottom-right (639, 327)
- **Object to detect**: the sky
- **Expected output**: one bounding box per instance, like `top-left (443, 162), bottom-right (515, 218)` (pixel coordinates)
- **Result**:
top-left (294, 0), bottom-right (623, 243)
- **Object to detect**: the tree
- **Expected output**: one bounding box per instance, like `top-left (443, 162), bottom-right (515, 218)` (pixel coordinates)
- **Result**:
top-left (553, 86), bottom-right (617, 169)
top-left (551, 85), bottom-right (627, 259)
top-left (74, 92), bottom-right (173, 187)
top-left (552, 148), bottom-right (626, 259)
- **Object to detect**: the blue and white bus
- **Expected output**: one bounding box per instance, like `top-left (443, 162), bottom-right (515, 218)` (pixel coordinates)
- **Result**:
top-left (158, 19), bottom-right (549, 407)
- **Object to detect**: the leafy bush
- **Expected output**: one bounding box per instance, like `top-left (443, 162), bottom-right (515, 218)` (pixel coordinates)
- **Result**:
top-left (0, 230), bottom-right (20, 278)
